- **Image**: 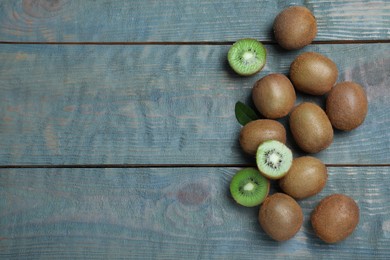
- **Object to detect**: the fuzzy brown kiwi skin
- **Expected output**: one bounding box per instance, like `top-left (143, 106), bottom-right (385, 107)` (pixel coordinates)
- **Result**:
top-left (289, 102), bottom-right (334, 153)
top-left (273, 6), bottom-right (317, 50)
top-left (252, 74), bottom-right (296, 119)
top-left (326, 81), bottom-right (368, 131)
top-left (290, 52), bottom-right (338, 95)
top-left (259, 193), bottom-right (303, 241)
top-left (311, 194), bottom-right (359, 243)
top-left (239, 119), bottom-right (287, 155)
top-left (279, 156), bottom-right (327, 199)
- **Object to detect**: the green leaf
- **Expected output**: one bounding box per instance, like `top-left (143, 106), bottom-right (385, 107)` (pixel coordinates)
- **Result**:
top-left (235, 101), bottom-right (258, 126)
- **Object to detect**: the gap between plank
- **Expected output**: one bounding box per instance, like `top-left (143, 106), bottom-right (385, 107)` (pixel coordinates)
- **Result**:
top-left (0, 40), bottom-right (390, 45)
top-left (0, 164), bottom-right (389, 169)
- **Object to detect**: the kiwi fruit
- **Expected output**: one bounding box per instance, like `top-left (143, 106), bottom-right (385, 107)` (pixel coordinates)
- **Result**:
top-left (279, 156), bottom-right (327, 199)
top-left (252, 74), bottom-right (296, 119)
top-left (256, 140), bottom-right (293, 179)
top-left (273, 6), bottom-right (317, 50)
top-left (289, 102), bottom-right (334, 153)
top-left (229, 168), bottom-right (270, 207)
top-left (311, 194), bottom-right (359, 243)
top-left (227, 38), bottom-right (266, 76)
top-left (239, 119), bottom-right (287, 155)
top-left (259, 193), bottom-right (304, 241)
top-left (290, 52), bottom-right (338, 95)
top-left (326, 81), bottom-right (368, 131)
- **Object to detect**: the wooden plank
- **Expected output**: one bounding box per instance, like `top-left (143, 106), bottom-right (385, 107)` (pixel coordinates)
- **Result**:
top-left (0, 167), bottom-right (389, 259)
top-left (0, 0), bottom-right (389, 42)
top-left (0, 43), bottom-right (389, 165)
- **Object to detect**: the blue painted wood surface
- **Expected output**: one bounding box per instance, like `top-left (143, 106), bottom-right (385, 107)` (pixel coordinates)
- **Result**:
top-left (0, 0), bottom-right (389, 259)
top-left (0, 0), bottom-right (389, 42)
top-left (0, 43), bottom-right (389, 165)
top-left (1, 167), bottom-right (389, 259)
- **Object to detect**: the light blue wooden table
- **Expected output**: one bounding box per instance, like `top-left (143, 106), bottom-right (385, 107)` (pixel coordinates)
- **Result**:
top-left (0, 0), bottom-right (389, 259)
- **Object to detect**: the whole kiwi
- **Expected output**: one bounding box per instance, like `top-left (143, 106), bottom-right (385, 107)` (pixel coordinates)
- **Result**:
top-left (326, 81), bottom-right (368, 131)
top-left (279, 156), bottom-right (327, 199)
top-left (259, 193), bottom-right (303, 241)
top-left (252, 74), bottom-right (296, 119)
top-left (311, 194), bottom-right (359, 243)
top-left (273, 6), bottom-right (317, 50)
top-left (239, 119), bottom-right (286, 155)
top-left (289, 102), bottom-right (334, 153)
top-left (290, 52), bottom-right (338, 95)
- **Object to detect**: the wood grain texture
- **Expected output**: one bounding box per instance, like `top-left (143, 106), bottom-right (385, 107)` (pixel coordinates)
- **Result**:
top-left (1, 1), bottom-right (388, 259)
top-left (0, 43), bottom-right (389, 165)
top-left (0, 0), bottom-right (389, 42)
top-left (0, 167), bottom-right (389, 259)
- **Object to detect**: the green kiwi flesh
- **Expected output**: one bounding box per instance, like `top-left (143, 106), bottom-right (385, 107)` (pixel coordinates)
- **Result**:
top-left (230, 168), bottom-right (270, 207)
top-left (256, 140), bottom-right (293, 179)
top-left (228, 38), bottom-right (266, 76)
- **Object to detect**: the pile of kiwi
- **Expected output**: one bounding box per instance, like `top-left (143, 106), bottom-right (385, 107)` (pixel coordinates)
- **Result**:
top-left (227, 5), bottom-right (367, 243)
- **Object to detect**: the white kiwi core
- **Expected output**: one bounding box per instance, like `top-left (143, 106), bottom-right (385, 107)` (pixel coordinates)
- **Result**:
top-left (243, 51), bottom-right (255, 63)
top-left (244, 182), bottom-right (255, 191)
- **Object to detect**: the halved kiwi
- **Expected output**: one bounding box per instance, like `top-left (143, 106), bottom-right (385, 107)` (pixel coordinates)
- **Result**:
top-left (256, 140), bottom-right (293, 179)
top-left (228, 38), bottom-right (266, 76)
top-left (230, 168), bottom-right (270, 207)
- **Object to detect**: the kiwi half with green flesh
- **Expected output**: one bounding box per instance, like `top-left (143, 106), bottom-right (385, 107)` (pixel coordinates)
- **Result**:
top-left (228, 38), bottom-right (266, 76)
top-left (230, 168), bottom-right (270, 207)
top-left (256, 140), bottom-right (293, 179)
